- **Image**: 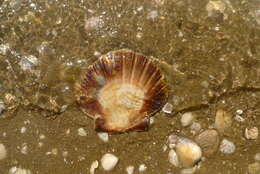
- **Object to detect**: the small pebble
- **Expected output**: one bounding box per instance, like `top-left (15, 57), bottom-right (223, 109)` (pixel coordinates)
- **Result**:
top-left (162, 103), bottom-right (173, 114)
top-left (97, 132), bottom-right (109, 142)
top-left (0, 143), bottom-right (7, 160)
top-left (180, 166), bottom-right (197, 174)
top-left (168, 149), bottom-right (179, 167)
top-left (255, 153), bottom-right (260, 161)
top-left (101, 153), bottom-right (119, 171)
top-left (139, 164), bottom-right (147, 172)
top-left (126, 166), bottom-right (134, 174)
top-left (19, 55), bottom-right (38, 71)
top-left (181, 112), bottom-right (195, 127)
top-left (245, 127), bottom-right (259, 140)
top-left (0, 101), bottom-right (5, 115)
top-left (234, 115), bottom-right (245, 122)
top-left (0, 44), bottom-right (10, 55)
top-left (20, 127), bottom-right (27, 134)
top-left (175, 137), bottom-right (202, 168)
top-left (90, 160), bottom-right (99, 174)
top-left (248, 162), bottom-right (260, 174)
top-left (195, 129), bottom-right (220, 157)
top-left (9, 167), bottom-right (32, 174)
top-left (20, 143), bottom-right (28, 154)
top-left (219, 139), bottom-right (235, 154)
top-left (236, 109), bottom-right (243, 115)
top-left (190, 122), bottom-right (202, 135)
top-left (215, 109), bottom-right (232, 133)
top-left (78, 128), bottom-right (87, 136)
top-left (149, 117), bottom-right (155, 124)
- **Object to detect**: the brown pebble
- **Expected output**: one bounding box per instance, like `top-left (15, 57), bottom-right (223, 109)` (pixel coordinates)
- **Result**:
top-left (195, 129), bottom-right (220, 157)
top-left (215, 109), bottom-right (232, 133)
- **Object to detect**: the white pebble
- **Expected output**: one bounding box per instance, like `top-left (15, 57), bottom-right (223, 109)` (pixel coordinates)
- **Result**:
top-left (78, 128), bottom-right (87, 136)
top-left (162, 103), bottom-right (173, 114)
top-left (101, 153), bottom-right (119, 171)
top-left (220, 139), bottom-right (236, 154)
top-left (190, 122), bottom-right (202, 135)
top-left (90, 160), bottom-right (99, 174)
top-left (19, 55), bottom-right (38, 71)
top-left (0, 101), bottom-right (5, 115)
top-left (97, 132), bottom-right (109, 142)
top-left (126, 166), bottom-right (134, 174)
top-left (39, 134), bottom-right (45, 139)
top-left (139, 164), bottom-right (147, 172)
top-left (8, 167), bottom-right (32, 174)
top-left (236, 109), bottom-right (243, 115)
top-left (20, 127), bottom-right (27, 134)
top-left (255, 153), bottom-right (260, 161)
top-left (149, 117), bottom-right (155, 124)
top-left (20, 143), bottom-right (28, 154)
top-left (0, 44), bottom-right (10, 55)
top-left (168, 149), bottom-right (179, 167)
top-left (0, 143), bottom-right (7, 160)
top-left (234, 115), bottom-right (245, 122)
top-left (181, 112), bottom-right (195, 127)
top-left (245, 127), bottom-right (259, 140)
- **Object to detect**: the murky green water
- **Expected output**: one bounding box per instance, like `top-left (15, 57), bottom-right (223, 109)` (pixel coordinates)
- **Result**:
top-left (0, 0), bottom-right (259, 173)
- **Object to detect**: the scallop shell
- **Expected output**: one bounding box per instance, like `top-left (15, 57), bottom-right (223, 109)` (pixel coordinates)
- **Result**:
top-left (76, 49), bottom-right (167, 132)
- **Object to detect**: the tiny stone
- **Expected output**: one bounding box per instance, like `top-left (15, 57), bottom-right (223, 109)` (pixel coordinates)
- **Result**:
top-left (219, 139), bottom-right (235, 154)
top-left (234, 115), bottom-right (245, 122)
top-left (236, 109), bottom-right (243, 115)
top-left (190, 122), bottom-right (202, 135)
top-left (62, 151), bottom-right (68, 157)
top-left (20, 127), bottom-right (27, 134)
top-left (0, 101), bottom-right (5, 115)
top-left (149, 117), bottom-right (155, 124)
top-left (39, 134), bottom-right (45, 139)
top-left (9, 167), bottom-right (32, 174)
top-left (19, 55), bottom-right (38, 71)
top-left (245, 127), bottom-right (259, 140)
top-left (139, 164), bottom-right (147, 172)
top-left (162, 103), bottom-right (173, 114)
top-left (168, 149), bottom-right (179, 167)
top-left (97, 132), bottom-right (109, 142)
top-left (255, 153), bottom-right (260, 161)
top-left (101, 153), bottom-right (119, 171)
top-left (0, 44), bottom-right (10, 55)
top-left (126, 166), bottom-right (134, 174)
top-left (0, 143), bottom-right (7, 160)
top-left (20, 143), bottom-right (28, 154)
top-left (90, 160), bottom-right (99, 174)
top-left (78, 128), bottom-right (87, 136)
top-left (181, 112), bottom-right (195, 127)
top-left (51, 148), bottom-right (58, 155)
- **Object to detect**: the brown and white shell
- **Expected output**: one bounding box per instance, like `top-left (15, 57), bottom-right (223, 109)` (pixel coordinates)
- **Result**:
top-left (76, 49), bottom-right (167, 132)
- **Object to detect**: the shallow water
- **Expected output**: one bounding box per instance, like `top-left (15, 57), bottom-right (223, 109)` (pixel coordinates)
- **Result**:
top-left (0, 0), bottom-right (259, 173)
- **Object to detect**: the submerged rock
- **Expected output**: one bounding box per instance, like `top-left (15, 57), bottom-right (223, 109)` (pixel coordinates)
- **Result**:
top-left (101, 153), bottom-right (119, 171)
